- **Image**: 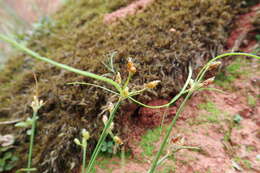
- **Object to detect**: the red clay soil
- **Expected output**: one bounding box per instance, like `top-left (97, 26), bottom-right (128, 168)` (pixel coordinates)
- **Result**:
top-left (98, 3), bottom-right (260, 173)
top-left (103, 0), bottom-right (154, 24)
top-left (172, 78), bottom-right (259, 173)
top-left (2, 1), bottom-right (258, 172)
top-left (138, 99), bottom-right (177, 128)
top-left (226, 3), bottom-right (260, 52)
top-left (104, 67), bottom-right (260, 173)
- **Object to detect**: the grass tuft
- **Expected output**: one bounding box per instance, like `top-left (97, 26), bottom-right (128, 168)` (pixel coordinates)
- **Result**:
top-left (140, 127), bottom-right (162, 157)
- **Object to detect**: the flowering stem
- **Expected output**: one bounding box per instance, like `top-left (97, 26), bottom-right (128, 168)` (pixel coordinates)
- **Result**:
top-left (27, 110), bottom-right (37, 173)
top-left (82, 142), bottom-right (87, 173)
top-left (148, 53), bottom-right (259, 173)
top-left (196, 52), bottom-right (260, 83)
top-left (86, 100), bottom-right (121, 173)
top-left (128, 65), bottom-right (193, 109)
top-left (0, 34), bottom-right (122, 93)
top-left (123, 73), bottom-right (132, 89)
top-left (148, 91), bottom-right (193, 173)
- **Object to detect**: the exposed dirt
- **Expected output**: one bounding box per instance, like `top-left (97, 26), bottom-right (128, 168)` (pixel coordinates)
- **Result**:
top-left (98, 64), bottom-right (259, 173)
top-left (227, 4), bottom-right (260, 52)
top-left (94, 3), bottom-right (260, 172)
top-left (104, 0), bottom-right (154, 24)
top-left (172, 81), bottom-right (259, 173)
top-left (0, 0), bottom-right (259, 173)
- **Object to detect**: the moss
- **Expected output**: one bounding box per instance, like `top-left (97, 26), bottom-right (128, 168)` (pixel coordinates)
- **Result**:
top-left (0, 0), bottom-right (245, 172)
top-left (140, 127), bottom-right (161, 157)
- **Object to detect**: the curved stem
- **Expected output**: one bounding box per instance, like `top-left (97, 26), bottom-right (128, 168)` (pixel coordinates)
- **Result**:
top-left (0, 34), bottom-right (122, 93)
top-left (196, 52), bottom-right (259, 83)
top-left (148, 53), bottom-right (259, 173)
top-left (67, 82), bottom-right (120, 96)
top-left (86, 100), bottom-right (121, 173)
top-left (128, 65), bottom-right (193, 109)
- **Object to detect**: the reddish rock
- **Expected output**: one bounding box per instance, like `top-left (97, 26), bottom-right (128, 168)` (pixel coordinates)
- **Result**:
top-left (138, 99), bottom-right (177, 127)
top-left (226, 4), bottom-right (260, 52)
top-left (103, 0), bottom-right (154, 24)
top-left (239, 108), bottom-right (253, 118)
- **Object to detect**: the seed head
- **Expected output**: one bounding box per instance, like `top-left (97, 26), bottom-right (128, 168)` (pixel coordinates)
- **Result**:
top-left (208, 61), bottom-right (221, 71)
top-left (202, 77), bottom-right (215, 86)
top-left (31, 96), bottom-right (44, 112)
top-left (145, 80), bottom-right (160, 89)
top-left (74, 138), bottom-right (81, 146)
top-left (122, 87), bottom-right (129, 98)
top-left (115, 72), bottom-right (122, 84)
top-left (127, 58), bottom-right (137, 74)
top-left (82, 129), bottom-right (90, 140)
top-left (113, 136), bottom-right (123, 145)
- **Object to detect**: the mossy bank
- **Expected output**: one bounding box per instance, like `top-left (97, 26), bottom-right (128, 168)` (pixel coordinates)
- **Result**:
top-left (0, 0), bottom-right (246, 172)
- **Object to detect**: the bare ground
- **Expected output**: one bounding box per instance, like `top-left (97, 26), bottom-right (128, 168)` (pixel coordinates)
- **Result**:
top-left (93, 2), bottom-right (260, 172)
top-left (95, 63), bottom-right (259, 173)
top-left (0, 1), bottom-right (259, 172)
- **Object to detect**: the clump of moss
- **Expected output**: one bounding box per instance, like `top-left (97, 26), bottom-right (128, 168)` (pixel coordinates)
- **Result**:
top-left (0, 0), bottom-right (245, 172)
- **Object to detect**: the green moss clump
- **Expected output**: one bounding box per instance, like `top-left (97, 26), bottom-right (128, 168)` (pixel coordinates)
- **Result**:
top-left (0, 0), bottom-right (245, 172)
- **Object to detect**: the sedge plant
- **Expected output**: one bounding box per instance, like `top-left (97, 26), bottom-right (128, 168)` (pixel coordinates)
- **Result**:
top-left (0, 34), bottom-right (259, 173)
top-left (74, 129), bottom-right (90, 173)
top-left (147, 54), bottom-right (259, 173)
top-left (155, 135), bottom-right (200, 167)
top-left (15, 96), bottom-right (44, 173)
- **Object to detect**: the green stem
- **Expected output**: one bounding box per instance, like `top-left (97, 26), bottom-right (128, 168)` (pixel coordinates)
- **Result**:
top-left (148, 91), bottom-right (193, 173)
top-left (67, 82), bottom-right (120, 96)
top-left (128, 65), bottom-right (193, 109)
top-left (121, 146), bottom-right (125, 173)
top-left (156, 146), bottom-right (200, 167)
top-left (196, 52), bottom-right (259, 83)
top-left (156, 153), bottom-right (170, 167)
top-left (123, 72), bottom-right (132, 89)
top-left (148, 53), bottom-right (259, 173)
top-left (86, 100), bottom-right (121, 173)
top-left (0, 34), bottom-right (122, 93)
top-left (82, 143), bottom-right (87, 173)
top-left (27, 111), bottom-right (37, 173)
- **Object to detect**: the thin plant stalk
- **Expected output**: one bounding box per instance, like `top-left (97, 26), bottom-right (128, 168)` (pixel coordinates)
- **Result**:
top-left (196, 52), bottom-right (260, 83)
top-left (156, 146), bottom-right (200, 167)
top-left (129, 65), bottom-right (193, 109)
top-left (148, 91), bottom-right (193, 173)
top-left (148, 53), bottom-right (259, 173)
top-left (27, 110), bottom-right (38, 173)
top-left (147, 66), bottom-right (192, 172)
top-left (0, 34), bottom-right (122, 93)
top-left (67, 82), bottom-right (120, 96)
top-left (82, 143), bottom-right (87, 173)
top-left (74, 130), bottom-right (89, 173)
top-left (121, 146), bottom-right (125, 173)
top-left (1, 33), bottom-right (259, 173)
top-left (159, 108), bottom-right (168, 135)
top-left (86, 100), bottom-right (121, 173)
